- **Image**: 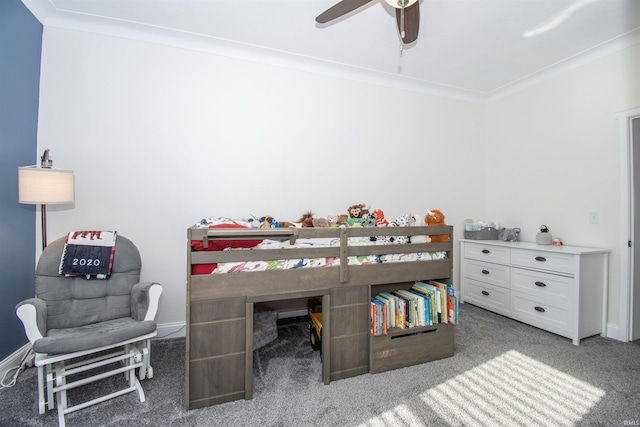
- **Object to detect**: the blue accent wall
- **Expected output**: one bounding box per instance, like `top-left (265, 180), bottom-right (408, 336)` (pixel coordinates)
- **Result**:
top-left (0, 0), bottom-right (43, 359)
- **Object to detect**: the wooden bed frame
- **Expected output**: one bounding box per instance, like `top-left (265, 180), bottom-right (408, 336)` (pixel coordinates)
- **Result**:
top-left (186, 225), bottom-right (454, 410)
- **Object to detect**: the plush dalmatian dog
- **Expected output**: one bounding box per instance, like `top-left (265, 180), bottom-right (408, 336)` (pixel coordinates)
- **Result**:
top-left (388, 213), bottom-right (417, 244)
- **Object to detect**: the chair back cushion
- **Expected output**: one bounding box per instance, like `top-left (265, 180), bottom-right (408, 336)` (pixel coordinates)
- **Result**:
top-left (35, 235), bottom-right (142, 330)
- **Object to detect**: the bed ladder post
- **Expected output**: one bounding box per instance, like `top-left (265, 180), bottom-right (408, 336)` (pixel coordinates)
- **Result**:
top-left (245, 301), bottom-right (254, 400)
top-left (339, 227), bottom-right (348, 283)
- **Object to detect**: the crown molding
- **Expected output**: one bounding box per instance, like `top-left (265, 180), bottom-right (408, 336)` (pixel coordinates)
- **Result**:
top-left (21, 0), bottom-right (639, 105)
top-left (485, 28), bottom-right (640, 103)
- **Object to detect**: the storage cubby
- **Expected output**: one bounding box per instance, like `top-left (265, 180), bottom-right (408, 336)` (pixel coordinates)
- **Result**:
top-left (369, 281), bottom-right (455, 374)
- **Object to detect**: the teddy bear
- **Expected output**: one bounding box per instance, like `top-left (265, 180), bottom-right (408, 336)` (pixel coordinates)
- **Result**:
top-left (327, 214), bottom-right (349, 227)
top-left (424, 209), bottom-right (451, 243)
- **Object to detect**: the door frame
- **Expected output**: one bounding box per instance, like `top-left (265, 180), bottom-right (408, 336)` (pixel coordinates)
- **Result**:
top-left (616, 106), bottom-right (640, 342)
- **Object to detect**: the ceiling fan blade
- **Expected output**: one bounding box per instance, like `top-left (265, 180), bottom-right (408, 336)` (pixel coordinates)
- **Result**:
top-left (396, 1), bottom-right (420, 44)
top-left (316, 0), bottom-right (374, 24)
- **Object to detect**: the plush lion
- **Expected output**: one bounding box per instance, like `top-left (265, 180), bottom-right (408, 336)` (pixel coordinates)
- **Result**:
top-left (347, 204), bottom-right (366, 219)
top-left (424, 209), bottom-right (451, 243)
top-left (347, 204), bottom-right (368, 227)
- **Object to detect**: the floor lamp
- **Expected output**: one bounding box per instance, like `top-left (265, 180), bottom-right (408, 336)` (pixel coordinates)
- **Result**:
top-left (18, 149), bottom-right (75, 250)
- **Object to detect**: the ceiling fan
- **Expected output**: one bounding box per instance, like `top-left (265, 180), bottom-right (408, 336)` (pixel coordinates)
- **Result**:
top-left (316, 0), bottom-right (420, 45)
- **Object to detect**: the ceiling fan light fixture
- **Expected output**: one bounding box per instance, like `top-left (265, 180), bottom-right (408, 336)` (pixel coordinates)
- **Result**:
top-left (383, 0), bottom-right (418, 9)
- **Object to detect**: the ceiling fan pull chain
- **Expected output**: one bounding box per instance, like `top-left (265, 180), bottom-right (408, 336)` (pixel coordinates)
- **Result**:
top-left (399, 0), bottom-right (405, 50)
top-left (400, 0), bottom-right (406, 39)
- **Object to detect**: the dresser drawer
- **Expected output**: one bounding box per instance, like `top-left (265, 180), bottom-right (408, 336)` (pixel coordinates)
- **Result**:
top-left (463, 242), bottom-right (510, 264)
top-left (462, 279), bottom-right (509, 316)
top-left (511, 268), bottom-right (572, 302)
top-left (463, 259), bottom-right (509, 288)
top-left (511, 248), bottom-right (575, 275)
top-left (510, 292), bottom-right (571, 337)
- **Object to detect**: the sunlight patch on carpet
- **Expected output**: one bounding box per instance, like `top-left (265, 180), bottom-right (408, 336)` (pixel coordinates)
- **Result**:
top-left (358, 404), bottom-right (426, 427)
top-left (420, 350), bottom-right (605, 426)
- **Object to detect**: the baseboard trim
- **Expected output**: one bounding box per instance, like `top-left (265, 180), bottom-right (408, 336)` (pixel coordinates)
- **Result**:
top-left (277, 309), bottom-right (307, 319)
top-left (0, 344), bottom-right (32, 386)
top-left (156, 321), bottom-right (186, 339)
top-left (606, 322), bottom-right (625, 342)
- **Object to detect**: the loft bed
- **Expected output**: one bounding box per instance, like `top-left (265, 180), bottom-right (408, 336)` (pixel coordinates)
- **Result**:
top-left (186, 222), bottom-right (454, 410)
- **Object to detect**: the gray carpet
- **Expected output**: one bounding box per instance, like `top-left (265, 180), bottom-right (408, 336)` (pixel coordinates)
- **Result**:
top-left (2, 303), bottom-right (639, 426)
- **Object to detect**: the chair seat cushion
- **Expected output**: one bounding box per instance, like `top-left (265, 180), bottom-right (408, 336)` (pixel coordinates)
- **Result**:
top-left (33, 317), bottom-right (157, 355)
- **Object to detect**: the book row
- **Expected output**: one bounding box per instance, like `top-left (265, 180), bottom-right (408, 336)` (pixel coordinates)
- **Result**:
top-left (370, 280), bottom-right (458, 336)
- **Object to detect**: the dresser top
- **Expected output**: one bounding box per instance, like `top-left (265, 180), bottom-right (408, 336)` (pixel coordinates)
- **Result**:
top-left (460, 239), bottom-right (609, 255)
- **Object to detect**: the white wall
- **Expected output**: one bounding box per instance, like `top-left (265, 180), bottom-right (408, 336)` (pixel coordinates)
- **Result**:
top-left (36, 27), bottom-right (486, 327)
top-left (485, 43), bottom-right (640, 331)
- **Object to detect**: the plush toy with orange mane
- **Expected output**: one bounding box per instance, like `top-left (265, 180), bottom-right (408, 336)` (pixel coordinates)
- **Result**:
top-left (424, 209), bottom-right (451, 243)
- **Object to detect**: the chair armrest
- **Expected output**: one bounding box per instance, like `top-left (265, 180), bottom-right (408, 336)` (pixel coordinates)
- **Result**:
top-left (15, 299), bottom-right (47, 344)
top-left (131, 282), bottom-right (163, 321)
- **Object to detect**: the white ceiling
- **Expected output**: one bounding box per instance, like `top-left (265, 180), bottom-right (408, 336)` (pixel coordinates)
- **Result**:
top-left (24, 0), bottom-right (640, 102)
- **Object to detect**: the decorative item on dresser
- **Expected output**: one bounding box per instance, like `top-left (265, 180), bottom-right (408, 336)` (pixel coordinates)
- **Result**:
top-left (460, 239), bottom-right (609, 345)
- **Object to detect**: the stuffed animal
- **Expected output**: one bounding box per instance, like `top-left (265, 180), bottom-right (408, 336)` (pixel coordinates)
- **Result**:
top-left (424, 209), bottom-right (451, 243)
top-left (312, 217), bottom-right (330, 227)
top-left (348, 204), bottom-right (366, 219)
top-left (259, 216), bottom-right (276, 229)
top-left (388, 213), bottom-right (417, 244)
top-left (347, 204), bottom-right (367, 227)
top-left (372, 209), bottom-right (388, 227)
top-left (410, 215), bottom-right (428, 244)
top-left (362, 212), bottom-right (377, 228)
top-left (298, 211), bottom-right (330, 227)
top-left (298, 211), bottom-right (315, 228)
top-left (362, 212), bottom-right (378, 241)
top-left (327, 214), bottom-right (348, 227)
top-left (259, 215), bottom-right (296, 228)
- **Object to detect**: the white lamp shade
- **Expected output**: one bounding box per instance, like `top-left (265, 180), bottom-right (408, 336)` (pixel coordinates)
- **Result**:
top-left (18, 166), bottom-right (75, 205)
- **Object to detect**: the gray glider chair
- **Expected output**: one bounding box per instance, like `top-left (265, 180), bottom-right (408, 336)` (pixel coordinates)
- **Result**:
top-left (15, 235), bottom-right (162, 427)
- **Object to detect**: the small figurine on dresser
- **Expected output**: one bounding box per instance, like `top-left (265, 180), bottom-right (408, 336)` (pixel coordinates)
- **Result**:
top-left (536, 225), bottom-right (553, 245)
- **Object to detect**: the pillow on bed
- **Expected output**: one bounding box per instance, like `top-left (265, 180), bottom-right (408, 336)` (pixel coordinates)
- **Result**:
top-left (192, 263), bottom-right (217, 275)
top-left (190, 223), bottom-right (263, 251)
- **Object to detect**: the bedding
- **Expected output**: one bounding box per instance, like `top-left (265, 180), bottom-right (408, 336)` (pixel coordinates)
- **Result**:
top-left (210, 237), bottom-right (447, 274)
top-left (190, 217), bottom-right (448, 275)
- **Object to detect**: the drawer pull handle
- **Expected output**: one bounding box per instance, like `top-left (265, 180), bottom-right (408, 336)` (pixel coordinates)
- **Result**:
top-left (534, 281), bottom-right (547, 287)
top-left (482, 249), bottom-right (490, 254)
top-left (481, 270), bottom-right (490, 275)
top-left (535, 256), bottom-right (547, 262)
top-left (481, 291), bottom-right (490, 296)
top-left (534, 306), bottom-right (546, 313)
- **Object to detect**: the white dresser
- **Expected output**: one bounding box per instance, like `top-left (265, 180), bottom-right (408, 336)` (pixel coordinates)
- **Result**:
top-left (460, 239), bottom-right (609, 345)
